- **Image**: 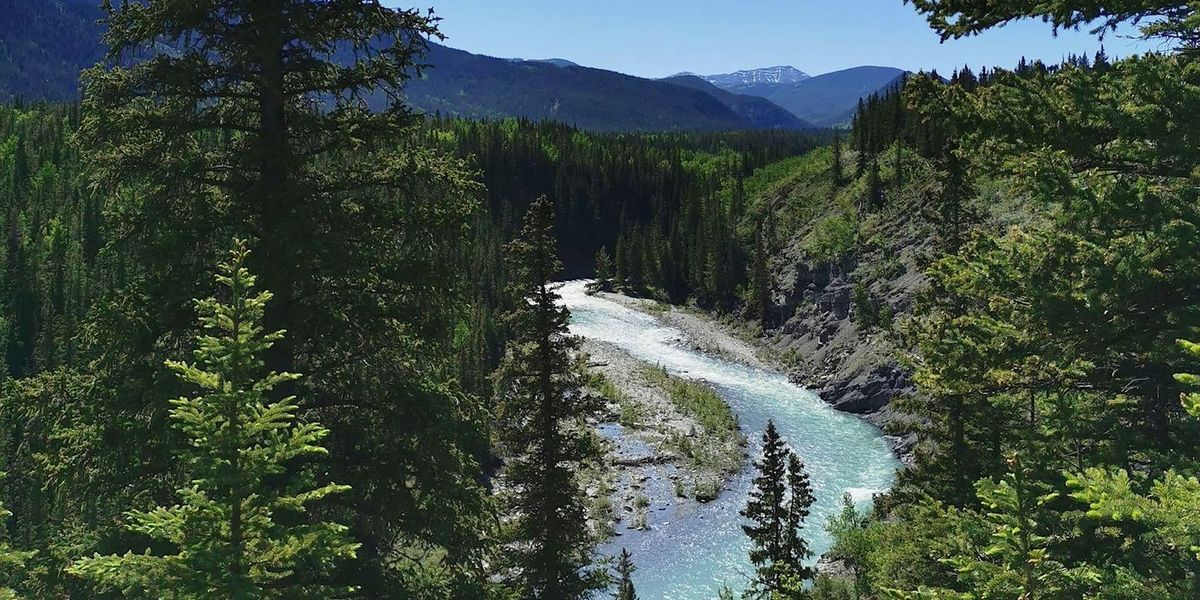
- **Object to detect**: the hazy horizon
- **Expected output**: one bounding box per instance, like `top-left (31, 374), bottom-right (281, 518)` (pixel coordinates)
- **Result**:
top-left (395, 1), bottom-right (1150, 78)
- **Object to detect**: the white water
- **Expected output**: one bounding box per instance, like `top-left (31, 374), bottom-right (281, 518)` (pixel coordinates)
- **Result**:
top-left (559, 281), bottom-right (898, 599)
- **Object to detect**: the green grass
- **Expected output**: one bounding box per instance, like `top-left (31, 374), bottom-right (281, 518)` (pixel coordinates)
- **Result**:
top-left (578, 428), bottom-right (617, 540)
top-left (639, 365), bottom-right (746, 499)
top-left (592, 372), bottom-right (644, 427)
top-left (640, 365), bottom-right (740, 437)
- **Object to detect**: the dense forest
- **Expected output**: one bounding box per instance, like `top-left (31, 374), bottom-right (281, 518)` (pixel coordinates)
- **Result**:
top-left (814, 3), bottom-right (1200, 599)
top-left (0, 0), bottom-right (1198, 599)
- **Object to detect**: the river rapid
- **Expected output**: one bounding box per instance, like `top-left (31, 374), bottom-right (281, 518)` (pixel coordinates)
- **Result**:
top-left (559, 281), bottom-right (899, 599)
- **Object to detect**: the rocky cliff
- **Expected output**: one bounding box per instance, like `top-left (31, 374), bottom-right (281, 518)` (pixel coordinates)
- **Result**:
top-left (738, 146), bottom-right (941, 458)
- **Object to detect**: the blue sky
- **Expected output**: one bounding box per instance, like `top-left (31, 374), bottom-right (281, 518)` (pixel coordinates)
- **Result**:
top-left (391, 1), bottom-right (1150, 77)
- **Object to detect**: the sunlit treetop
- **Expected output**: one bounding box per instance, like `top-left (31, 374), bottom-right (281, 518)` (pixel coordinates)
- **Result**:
top-left (906, 0), bottom-right (1199, 52)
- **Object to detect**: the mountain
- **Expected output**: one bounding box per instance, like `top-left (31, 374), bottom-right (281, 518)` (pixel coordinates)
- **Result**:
top-left (404, 44), bottom-right (811, 132)
top-left (683, 66), bottom-right (811, 97)
top-left (0, 6), bottom-right (822, 132)
top-left (766, 66), bottom-right (907, 127)
top-left (658, 75), bottom-right (813, 130)
top-left (0, 0), bottom-right (104, 101)
top-left (525, 58), bottom-right (579, 68)
top-left (680, 65), bottom-right (907, 127)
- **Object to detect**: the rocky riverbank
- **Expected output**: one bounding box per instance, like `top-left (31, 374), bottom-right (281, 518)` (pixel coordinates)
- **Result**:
top-left (581, 282), bottom-right (915, 540)
top-left (594, 289), bottom-right (916, 464)
top-left (583, 334), bottom-right (747, 536)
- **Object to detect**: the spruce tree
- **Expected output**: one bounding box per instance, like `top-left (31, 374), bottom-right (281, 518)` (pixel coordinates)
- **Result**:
top-left (887, 456), bottom-right (1078, 599)
top-left (590, 246), bottom-right (614, 293)
top-left (742, 422), bottom-right (817, 597)
top-left (831, 134), bottom-right (844, 186)
top-left (615, 232), bottom-right (629, 291)
top-left (751, 217), bottom-right (771, 330)
top-left (494, 196), bottom-right (602, 599)
top-left (69, 241), bottom-right (359, 599)
top-left (854, 100), bottom-right (869, 176)
top-left (909, 0), bottom-right (1199, 52)
top-left (867, 160), bottom-right (884, 212)
top-left (627, 227), bottom-right (646, 294)
top-left (1177, 337), bottom-right (1200, 417)
top-left (613, 548), bottom-right (638, 600)
top-left (81, 2), bottom-right (489, 587)
top-left (741, 420), bottom-right (791, 597)
top-left (784, 453), bottom-right (816, 583)
top-left (0, 474), bottom-right (33, 600)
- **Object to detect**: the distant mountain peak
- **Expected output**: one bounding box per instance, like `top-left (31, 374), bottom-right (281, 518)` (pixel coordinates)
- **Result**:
top-left (701, 66), bottom-right (811, 88)
top-left (526, 58), bottom-right (579, 68)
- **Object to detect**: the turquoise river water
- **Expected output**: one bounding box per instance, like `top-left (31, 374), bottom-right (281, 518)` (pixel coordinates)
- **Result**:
top-left (559, 281), bottom-right (899, 599)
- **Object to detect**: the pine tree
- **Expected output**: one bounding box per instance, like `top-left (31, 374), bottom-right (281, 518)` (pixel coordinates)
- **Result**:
top-left (81, 2), bottom-right (489, 587)
top-left (910, 0), bottom-right (1200, 53)
top-left (0, 473), bottom-right (34, 600)
top-left (867, 160), bottom-right (884, 212)
top-left (741, 422), bottom-right (817, 597)
top-left (831, 134), bottom-right (844, 186)
top-left (1177, 337), bottom-right (1200, 417)
top-left (613, 548), bottom-right (638, 600)
top-left (887, 455), bottom-right (1081, 599)
top-left (494, 196), bottom-right (602, 599)
top-left (589, 246), bottom-right (614, 293)
top-left (627, 227), bottom-right (646, 294)
top-left (783, 453), bottom-right (816, 583)
top-left (854, 100), bottom-right (869, 176)
top-left (750, 217), bottom-right (771, 331)
top-left (615, 231), bottom-right (629, 291)
top-left (924, 146), bottom-right (976, 255)
top-left (741, 420), bottom-right (791, 597)
top-left (69, 241), bottom-right (359, 599)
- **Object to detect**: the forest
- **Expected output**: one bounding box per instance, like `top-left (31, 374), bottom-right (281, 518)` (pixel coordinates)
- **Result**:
top-left (0, 0), bottom-right (1198, 599)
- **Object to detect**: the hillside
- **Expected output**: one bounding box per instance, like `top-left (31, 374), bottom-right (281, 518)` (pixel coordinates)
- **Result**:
top-left (0, 4), bottom-right (890, 131)
top-left (766, 66), bottom-right (907, 126)
top-left (658, 74), bottom-right (814, 130)
top-left (730, 148), bottom-right (930, 445)
top-left (0, 0), bottom-right (104, 101)
top-left (405, 44), bottom-right (809, 132)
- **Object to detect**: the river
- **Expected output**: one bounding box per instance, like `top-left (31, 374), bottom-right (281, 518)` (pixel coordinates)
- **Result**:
top-left (559, 281), bottom-right (899, 599)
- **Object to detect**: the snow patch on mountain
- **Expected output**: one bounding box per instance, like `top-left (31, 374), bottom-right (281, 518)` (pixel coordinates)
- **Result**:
top-left (698, 66), bottom-right (811, 88)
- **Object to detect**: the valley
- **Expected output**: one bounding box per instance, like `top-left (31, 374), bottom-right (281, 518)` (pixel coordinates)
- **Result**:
top-left (563, 282), bottom-right (897, 598)
top-left (0, 1), bottom-right (1196, 599)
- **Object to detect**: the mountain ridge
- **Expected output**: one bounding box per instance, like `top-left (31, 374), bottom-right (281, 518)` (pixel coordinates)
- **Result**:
top-left (0, 4), bottom-right (899, 131)
top-left (686, 65), bottom-right (812, 97)
top-left (766, 66), bottom-right (908, 126)
top-left (404, 43), bottom-right (813, 132)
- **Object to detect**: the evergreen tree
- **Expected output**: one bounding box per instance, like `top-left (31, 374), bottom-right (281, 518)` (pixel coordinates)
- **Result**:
top-left (494, 196), bottom-right (602, 599)
top-left (627, 227), bottom-right (646, 294)
top-left (740, 421), bottom-right (793, 597)
top-left (613, 548), bottom-right (638, 600)
top-left (909, 0), bottom-right (1199, 53)
top-left (866, 160), bottom-right (884, 212)
top-left (69, 241), bottom-right (359, 599)
top-left (80, 2), bottom-right (490, 589)
top-left (783, 453), bottom-right (816, 583)
top-left (750, 217), bottom-right (771, 330)
top-left (0, 473), bottom-right (33, 600)
top-left (885, 456), bottom-right (1087, 599)
top-left (1062, 338), bottom-right (1200, 595)
top-left (615, 231), bottom-right (629, 291)
top-left (1178, 337), bottom-right (1200, 417)
top-left (589, 246), bottom-right (614, 293)
top-left (831, 134), bottom-right (844, 186)
top-left (854, 100), bottom-right (869, 176)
